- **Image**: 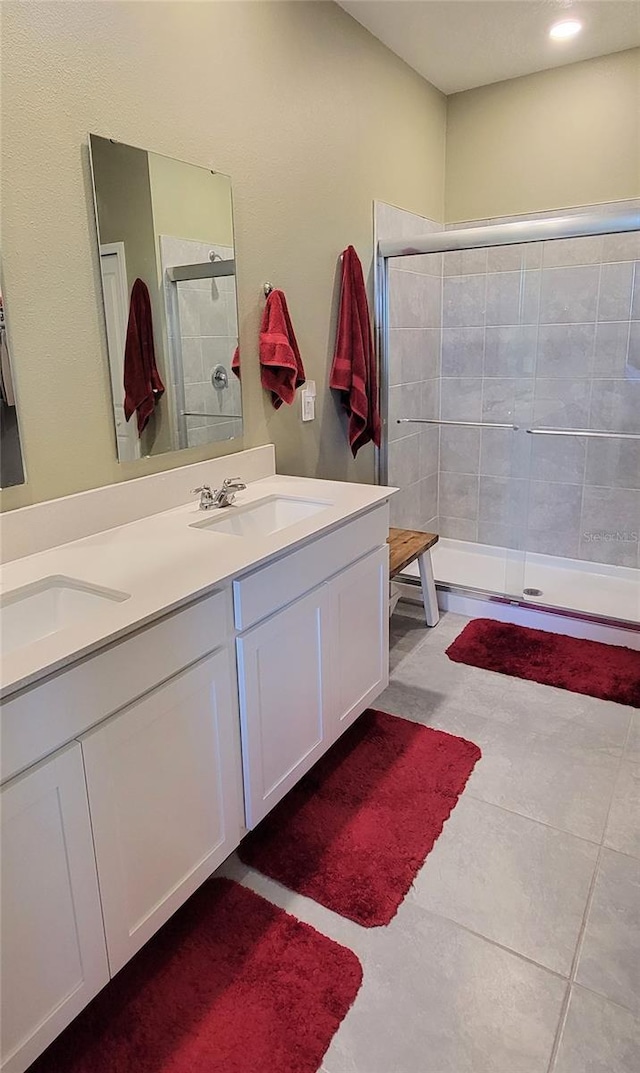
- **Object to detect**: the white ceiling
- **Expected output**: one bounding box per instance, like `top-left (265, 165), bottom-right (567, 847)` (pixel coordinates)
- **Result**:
top-left (337, 1), bottom-right (640, 94)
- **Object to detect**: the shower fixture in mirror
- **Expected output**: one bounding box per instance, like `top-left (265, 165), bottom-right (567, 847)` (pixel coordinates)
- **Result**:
top-left (0, 285), bottom-right (26, 488)
top-left (89, 135), bottom-right (242, 462)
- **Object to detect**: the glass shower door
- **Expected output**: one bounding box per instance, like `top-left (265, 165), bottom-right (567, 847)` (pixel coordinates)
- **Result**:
top-left (382, 212), bottom-right (639, 623)
top-left (385, 244), bottom-right (526, 598)
top-left (436, 243), bottom-right (534, 600)
top-left (520, 231), bottom-right (640, 625)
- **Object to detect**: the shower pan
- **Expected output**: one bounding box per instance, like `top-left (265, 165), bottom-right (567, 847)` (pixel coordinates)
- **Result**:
top-left (377, 206), bottom-right (640, 629)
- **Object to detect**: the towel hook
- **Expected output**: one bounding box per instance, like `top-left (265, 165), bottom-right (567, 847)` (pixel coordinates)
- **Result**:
top-left (263, 282), bottom-right (273, 298)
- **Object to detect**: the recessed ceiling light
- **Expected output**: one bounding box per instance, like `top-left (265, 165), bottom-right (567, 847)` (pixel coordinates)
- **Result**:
top-left (549, 18), bottom-right (583, 40)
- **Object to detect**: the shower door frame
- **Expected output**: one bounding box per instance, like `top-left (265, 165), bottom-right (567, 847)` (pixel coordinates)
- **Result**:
top-left (376, 207), bottom-right (640, 623)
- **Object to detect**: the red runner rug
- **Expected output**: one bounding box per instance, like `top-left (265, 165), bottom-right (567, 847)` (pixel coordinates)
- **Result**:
top-left (239, 709), bottom-right (481, 927)
top-left (31, 878), bottom-right (362, 1073)
top-left (446, 618), bottom-right (640, 707)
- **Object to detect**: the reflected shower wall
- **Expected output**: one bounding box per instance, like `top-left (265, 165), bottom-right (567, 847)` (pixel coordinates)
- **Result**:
top-left (160, 235), bottom-right (241, 450)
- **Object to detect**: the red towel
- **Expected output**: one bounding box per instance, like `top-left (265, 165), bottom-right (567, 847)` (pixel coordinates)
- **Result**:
top-left (259, 289), bottom-right (305, 409)
top-left (330, 246), bottom-right (381, 457)
top-left (231, 345), bottom-right (240, 380)
top-left (123, 278), bottom-right (165, 435)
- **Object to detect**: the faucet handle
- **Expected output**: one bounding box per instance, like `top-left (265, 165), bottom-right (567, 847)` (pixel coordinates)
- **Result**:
top-left (192, 484), bottom-right (216, 510)
top-left (222, 477), bottom-right (246, 490)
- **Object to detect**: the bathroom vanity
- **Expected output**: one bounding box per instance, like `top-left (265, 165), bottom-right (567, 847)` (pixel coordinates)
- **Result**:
top-left (0, 448), bottom-right (394, 1073)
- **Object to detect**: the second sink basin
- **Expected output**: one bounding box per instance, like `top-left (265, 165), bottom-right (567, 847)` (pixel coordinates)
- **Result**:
top-left (0, 576), bottom-right (131, 655)
top-left (190, 494), bottom-right (331, 538)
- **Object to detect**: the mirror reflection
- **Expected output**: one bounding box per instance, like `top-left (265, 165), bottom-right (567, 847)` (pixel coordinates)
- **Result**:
top-left (0, 287), bottom-right (25, 488)
top-left (89, 135), bottom-right (242, 462)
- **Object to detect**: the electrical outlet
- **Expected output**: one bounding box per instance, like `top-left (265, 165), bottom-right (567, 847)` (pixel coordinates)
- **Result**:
top-left (301, 391), bottom-right (315, 421)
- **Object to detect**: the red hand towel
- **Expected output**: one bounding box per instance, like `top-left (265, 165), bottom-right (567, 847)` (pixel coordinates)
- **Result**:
top-left (231, 344), bottom-right (241, 380)
top-left (329, 246), bottom-right (381, 457)
top-left (123, 278), bottom-right (165, 435)
top-left (259, 289), bottom-right (305, 409)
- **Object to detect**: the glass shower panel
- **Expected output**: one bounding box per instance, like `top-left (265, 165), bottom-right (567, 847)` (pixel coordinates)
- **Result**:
top-left (386, 249), bottom-right (442, 535)
top-left (521, 231), bottom-right (640, 624)
top-left (383, 216), bottom-right (639, 622)
top-left (437, 244), bottom-right (534, 599)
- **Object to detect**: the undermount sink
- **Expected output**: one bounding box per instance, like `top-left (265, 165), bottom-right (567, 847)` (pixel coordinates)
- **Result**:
top-left (190, 494), bottom-right (331, 538)
top-left (0, 576), bottom-right (130, 655)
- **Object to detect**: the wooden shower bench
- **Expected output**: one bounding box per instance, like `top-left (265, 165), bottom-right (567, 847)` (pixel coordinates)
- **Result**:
top-left (388, 527), bottom-right (440, 627)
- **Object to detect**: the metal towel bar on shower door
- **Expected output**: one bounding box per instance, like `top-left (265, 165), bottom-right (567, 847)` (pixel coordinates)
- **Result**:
top-left (396, 419), bottom-right (519, 430)
top-left (525, 428), bottom-right (640, 440)
top-left (397, 420), bottom-right (640, 440)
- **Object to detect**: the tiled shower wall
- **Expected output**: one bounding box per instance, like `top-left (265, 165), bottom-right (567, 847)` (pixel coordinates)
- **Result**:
top-left (438, 213), bottom-right (640, 568)
top-left (160, 235), bottom-right (241, 450)
top-left (380, 199), bottom-right (640, 569)
top-left (377, 202), bottom-right (443, 531)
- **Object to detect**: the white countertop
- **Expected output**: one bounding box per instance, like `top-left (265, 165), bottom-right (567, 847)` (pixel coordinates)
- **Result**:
top-left (0, 475), bottom-right (395, 698)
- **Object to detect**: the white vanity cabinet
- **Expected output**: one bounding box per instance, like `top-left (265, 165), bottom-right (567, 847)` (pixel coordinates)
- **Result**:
top-left (0, 589), bottom-right (244, 1073)
top-left (0, 744), bottom-right (109, 1073)
top-left (0, 489), bottom-right (392, 1072)
top-left (237, 585), bottom-right (331, 827)
top-left (326, 543), bottom-right (389, 740)
top-left (80, 647), bottom-right (244, 974)
top-left (235, 506), bottom-right (390, 827)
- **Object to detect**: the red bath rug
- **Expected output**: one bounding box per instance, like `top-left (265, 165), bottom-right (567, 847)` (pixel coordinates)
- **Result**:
top-left (31, 878), bottom-right (362, 1073)
top-left (446, 618), bottom-right (640, 707)
top-left (238, 709), bottom-right (481, 927)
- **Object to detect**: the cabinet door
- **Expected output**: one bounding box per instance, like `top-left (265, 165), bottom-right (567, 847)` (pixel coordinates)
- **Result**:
top-left (81, 648), bottom-right (244, 974)
top-left (327, 545), bottom-right (389, 742)
top-left (237, 586), bottom-right (331, 827)
top-left (1, 744), bottom-right (108, 1073)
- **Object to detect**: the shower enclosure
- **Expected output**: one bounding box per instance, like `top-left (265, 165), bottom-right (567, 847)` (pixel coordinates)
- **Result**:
top-left (377, 205), bottom-right (640, 628)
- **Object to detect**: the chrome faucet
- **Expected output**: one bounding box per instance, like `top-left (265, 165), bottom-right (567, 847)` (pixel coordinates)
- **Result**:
top-left (213, 477), bottom-right (247, 508)
top-left (192, 477), bottom-right (246, 511)
top-left (192, 484), bottom-right (216, 510)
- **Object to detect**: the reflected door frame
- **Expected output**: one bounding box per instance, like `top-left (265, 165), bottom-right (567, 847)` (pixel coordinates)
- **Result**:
top-left (99, 243), bottom-right (141, 462)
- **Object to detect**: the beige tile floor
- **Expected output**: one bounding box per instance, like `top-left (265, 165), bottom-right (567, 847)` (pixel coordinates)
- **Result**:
top-left (220, 605), bottom-right (640, 1073)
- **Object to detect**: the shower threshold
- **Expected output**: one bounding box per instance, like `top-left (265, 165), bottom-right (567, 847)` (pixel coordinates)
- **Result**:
top-left (399, 538), bottom-right (639, 628)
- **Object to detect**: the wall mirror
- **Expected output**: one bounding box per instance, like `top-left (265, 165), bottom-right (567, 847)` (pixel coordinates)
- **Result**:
top-left (0, 285), bottom-right (26, 488)
top-left (89, 135), bottom-right (242, 462)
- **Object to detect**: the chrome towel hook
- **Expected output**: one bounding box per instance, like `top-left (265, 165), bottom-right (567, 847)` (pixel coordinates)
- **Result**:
top-left (263, 282), bottom-right (273, 297)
